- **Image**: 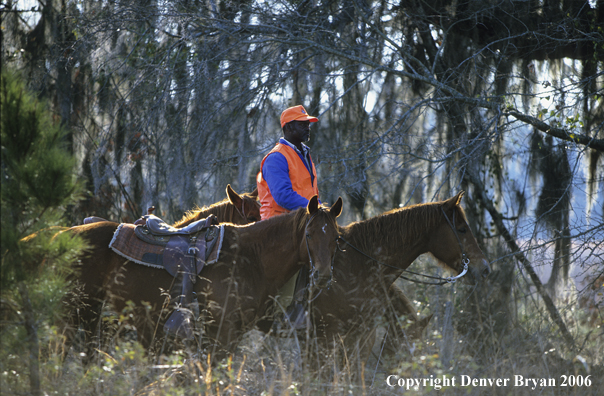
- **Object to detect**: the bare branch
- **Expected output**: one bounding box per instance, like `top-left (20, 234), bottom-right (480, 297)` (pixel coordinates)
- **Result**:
top-left (506, 109), bottom-right (604, 152)
top-left (465, 171), bottom-right (576, 351)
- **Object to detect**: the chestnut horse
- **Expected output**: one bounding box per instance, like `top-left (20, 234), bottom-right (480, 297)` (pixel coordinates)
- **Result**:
top-left (73, 196), bottom-right (343, 359)
top-left (173, 185), bottom-right (260, 227)
top-left (63, 185), bottom-right (260, 353)
top-left (293, 192), bottom-right (490, 374)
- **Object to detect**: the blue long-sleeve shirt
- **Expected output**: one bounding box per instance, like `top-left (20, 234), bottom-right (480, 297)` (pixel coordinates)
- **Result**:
top-left (261, 138), bottom-right (318, 211)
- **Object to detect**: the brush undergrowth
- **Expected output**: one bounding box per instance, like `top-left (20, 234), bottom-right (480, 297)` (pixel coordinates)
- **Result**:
top-left (1, 278), bottom-right (601, 396)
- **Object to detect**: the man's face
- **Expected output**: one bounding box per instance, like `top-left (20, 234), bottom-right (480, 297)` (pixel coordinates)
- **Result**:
top-left (287, 120), bottom-right (311, 143)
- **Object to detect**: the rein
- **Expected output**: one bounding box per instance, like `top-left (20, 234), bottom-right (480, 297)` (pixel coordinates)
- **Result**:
top-left (334, 206), bottom-right (469, 285)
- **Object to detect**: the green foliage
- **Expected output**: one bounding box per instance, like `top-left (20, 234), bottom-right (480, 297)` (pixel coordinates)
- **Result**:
top-left (1, 71), bottom-right (83, 286)
top-left (1, 70), bottom-right (87, 395)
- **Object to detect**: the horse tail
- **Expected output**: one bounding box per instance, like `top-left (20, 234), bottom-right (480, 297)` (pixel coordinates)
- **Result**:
top-left (19, 226), bottom-right (70, 243)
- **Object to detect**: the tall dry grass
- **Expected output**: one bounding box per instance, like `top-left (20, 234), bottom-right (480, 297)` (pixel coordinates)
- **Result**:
top-left (1, 255), bottom-right (602, 395)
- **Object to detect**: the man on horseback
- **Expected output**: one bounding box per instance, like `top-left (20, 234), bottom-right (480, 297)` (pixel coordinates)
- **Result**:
top-left (256, 104), bottom-right (320, 330)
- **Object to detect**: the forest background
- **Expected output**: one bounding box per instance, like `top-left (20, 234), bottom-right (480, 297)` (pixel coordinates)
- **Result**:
top-left (1, 0), bottom-right (603, 395)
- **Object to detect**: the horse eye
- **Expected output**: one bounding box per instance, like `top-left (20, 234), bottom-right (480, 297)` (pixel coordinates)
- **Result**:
top-left (458, 227), bottom-right (467, 234)
top-left (306, 233), bottom-right (311, 239)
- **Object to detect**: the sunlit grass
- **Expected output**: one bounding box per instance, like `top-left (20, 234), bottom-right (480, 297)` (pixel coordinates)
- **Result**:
top-left (2, 282), bottom-right (602, 396)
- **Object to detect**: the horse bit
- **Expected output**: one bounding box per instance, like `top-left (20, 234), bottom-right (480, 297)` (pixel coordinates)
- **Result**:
top-left (334, 206), bottom-right (469, 285)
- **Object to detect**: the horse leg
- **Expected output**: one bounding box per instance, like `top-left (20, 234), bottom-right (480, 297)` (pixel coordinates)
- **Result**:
top-left (338, 328), bottom-right (377, 384)
top-left (381, 284), bottom-right (412, 359)
top-left (359, 328), bottom-right (378, 381)
top-left (381, 283), bottom-right (431, 360)
top-left (134, 301), bottom-right (176, 358)
top-left (60, 278), bottom-right (107, 364)
top-left (62, 222), bottom-right (122, 363)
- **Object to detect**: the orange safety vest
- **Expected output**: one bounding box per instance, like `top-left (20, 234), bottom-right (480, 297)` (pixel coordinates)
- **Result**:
top-left (257, 143), bottom-right (319, 220)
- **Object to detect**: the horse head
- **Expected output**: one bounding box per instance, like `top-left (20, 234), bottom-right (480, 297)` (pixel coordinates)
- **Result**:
top-left (303, 196), bottom-right (343, 289)
top-left (226, 184), bottom-right (261, 224)
top-left (427, 191), bottom-right (491, 284)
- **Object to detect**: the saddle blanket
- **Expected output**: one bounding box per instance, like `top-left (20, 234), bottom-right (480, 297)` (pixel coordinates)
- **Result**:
top-left (109, 223), bottom-right (224, 271)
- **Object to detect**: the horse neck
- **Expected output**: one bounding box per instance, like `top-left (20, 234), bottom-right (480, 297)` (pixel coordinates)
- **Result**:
top-left (241, 212), bottom-right (306, 287)
top-left (173, 201), bottom-right (233, 227)
top-left (340, 204), bottom-right (441, 276)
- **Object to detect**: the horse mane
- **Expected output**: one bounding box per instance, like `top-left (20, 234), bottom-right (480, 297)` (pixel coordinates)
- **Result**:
top-left (244, 204), bottom-right (337, 240)
top-left (342, 200), bottom-right (467, 252)
top-left (172, 198), bottom-right (236, 227)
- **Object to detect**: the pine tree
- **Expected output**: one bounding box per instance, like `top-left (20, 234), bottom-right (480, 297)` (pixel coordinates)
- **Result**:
top-left (1, 71), bottom-right (86, 396)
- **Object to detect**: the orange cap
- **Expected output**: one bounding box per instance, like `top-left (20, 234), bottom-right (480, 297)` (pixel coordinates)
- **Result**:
top-left (280, 105), bottom-right (318, 128)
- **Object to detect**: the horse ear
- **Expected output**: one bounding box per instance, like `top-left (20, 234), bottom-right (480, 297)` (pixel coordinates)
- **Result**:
top-left (226, 184), bottom-right (242, 207)
top-left (445, 191), bottom-right (464, 209)
top-left (250, 187), bottom-right (258, 198)
top-left (307, 195), bottom-right (319, 215)
top-left (454, 191), bottom-right (465, 206)
top-left (329, 196), bottom-right (343, 218)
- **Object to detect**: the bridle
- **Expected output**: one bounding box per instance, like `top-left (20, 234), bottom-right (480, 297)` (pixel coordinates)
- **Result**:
top-left (304, 209), bottom-right (337, 290)
top-left (333, 206), bottom-right (469, 285)
top-left (234, 198), bottom-right (258, 223)
top-left (440, 206), bottom-right (469, 280)
top-left (234, 199), bottom-right (247, 221)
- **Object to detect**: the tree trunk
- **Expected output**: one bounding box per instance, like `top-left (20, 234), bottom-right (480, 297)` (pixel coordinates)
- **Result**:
top-left (18, 282), bottom-right (41, 396)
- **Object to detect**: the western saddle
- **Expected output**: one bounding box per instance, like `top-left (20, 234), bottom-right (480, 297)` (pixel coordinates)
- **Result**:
top-left (107, 207), bottom-right (221, 340)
